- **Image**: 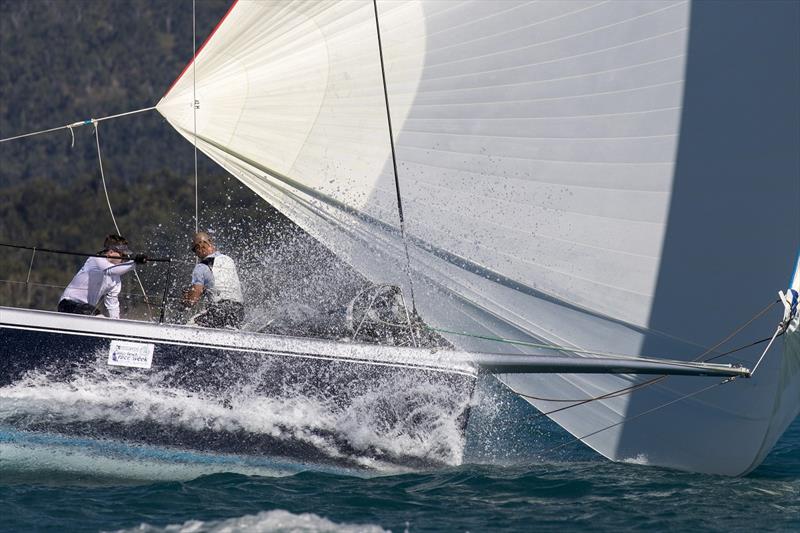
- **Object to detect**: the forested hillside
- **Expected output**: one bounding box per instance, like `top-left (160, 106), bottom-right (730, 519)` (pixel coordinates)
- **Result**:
top-left (0, 0), bottom-right (229, 185)
top-left (0, 0), bottom-right (365, 320)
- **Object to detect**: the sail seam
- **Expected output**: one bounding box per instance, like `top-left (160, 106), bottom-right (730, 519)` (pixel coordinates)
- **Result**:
top-left (398, 161), bottom-right (672, 193)
top-left (400, 0), bottom-right (610, 52)
top-left (397, 143), bottom-right (675, 167)
top-left (412, 82), bottom-right (684, 107)
top-left (408, 54), bottom-right (686, 95)
top-left (400, 27), bottom-right (687, 84)
top-left (407, 2), bottom-right (687, 69)
top-left (405, 105), bottom-right (683, 120)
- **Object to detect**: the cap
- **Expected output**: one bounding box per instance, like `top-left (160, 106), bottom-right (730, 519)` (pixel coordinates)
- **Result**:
top-left (108, 243), bottom-right (132, 256)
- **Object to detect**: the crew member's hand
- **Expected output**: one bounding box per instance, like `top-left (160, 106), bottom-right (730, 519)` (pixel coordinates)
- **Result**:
top-left (133, 254), bottom-right (148, 264)
top-left (181, 288), bottom-right (194, 308)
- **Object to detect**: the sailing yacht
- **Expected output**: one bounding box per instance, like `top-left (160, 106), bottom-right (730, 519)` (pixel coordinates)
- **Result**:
top-left (1, 0), bottom-right (798, 475)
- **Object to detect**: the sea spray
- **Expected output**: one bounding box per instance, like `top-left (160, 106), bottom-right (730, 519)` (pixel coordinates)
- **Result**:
top-left (109, 509), bottom-right (391, 533)
top-left (0, 344), bottom-right (474, 472)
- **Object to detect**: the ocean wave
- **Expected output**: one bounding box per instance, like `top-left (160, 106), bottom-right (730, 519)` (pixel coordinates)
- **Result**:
top-left (109, 509), bottom-right (390, 533)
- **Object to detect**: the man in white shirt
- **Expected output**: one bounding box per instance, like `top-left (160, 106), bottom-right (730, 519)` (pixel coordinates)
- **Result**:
top-left (58, 235), bottom-right (142, 319)
top-left (182, 231), bottom-right (245, 328)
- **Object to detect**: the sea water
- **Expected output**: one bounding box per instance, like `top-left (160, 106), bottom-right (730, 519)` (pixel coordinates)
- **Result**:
top-left (1, 363), bottom-right (798, 532)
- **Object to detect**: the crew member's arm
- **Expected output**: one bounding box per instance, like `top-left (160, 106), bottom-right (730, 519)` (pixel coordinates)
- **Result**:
top-left (104, 281), bottom-right (123, 319)
top-left (183, 283), bottom-right (204, 306)
top-left (102, 259), bottom-right (136, 276)
top-left (182, 263), bottom-right (211, 307)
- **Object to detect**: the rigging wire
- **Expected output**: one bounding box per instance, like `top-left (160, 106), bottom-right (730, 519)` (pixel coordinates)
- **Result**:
top-left (513, 376), bottom-right (666, 409)
top-left (93, 122), bottom-right (154, 319)
top-left (486, 299), bottom-right (781, 411)
top-left (372, 0), bottom-right (417, 313)
top-left (0, 242), bottom-right (174, 263)
top-left (0, 106), bottom-right (156, 143)
top-left (192, 0), bottom-right (199, 234)
top-left (750, 325), bottom-right (784, 375)
top-left (93, 123), bottom-right (122, 237)
top-left (491, 303), bottom-right (782, 450)
top-left (25, 247), bottom-right (37, 285)
top-left (542, 377), bottom-right (737, 455)
top-left (692, 299), bottom-right (779, 362)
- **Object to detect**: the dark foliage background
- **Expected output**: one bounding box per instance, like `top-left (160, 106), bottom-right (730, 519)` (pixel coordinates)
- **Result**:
top-left (0, 0), bottom-right (230, 186)
top-left (0, 0), bottom-right (365, 321)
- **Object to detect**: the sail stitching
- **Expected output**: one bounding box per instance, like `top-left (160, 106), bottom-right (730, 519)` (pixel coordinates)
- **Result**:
top-left (402, 1), bottom-right (687, 63)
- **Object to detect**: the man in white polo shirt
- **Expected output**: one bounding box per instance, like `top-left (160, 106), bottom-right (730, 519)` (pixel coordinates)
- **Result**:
top-left (182, 231), bottom-right (245, 328)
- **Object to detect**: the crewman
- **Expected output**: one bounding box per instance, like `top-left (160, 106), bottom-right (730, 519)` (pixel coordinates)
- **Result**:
top-left (182, 231), bottom-right (245, 328)
top-left (58, 235), bottom-right (146, 318)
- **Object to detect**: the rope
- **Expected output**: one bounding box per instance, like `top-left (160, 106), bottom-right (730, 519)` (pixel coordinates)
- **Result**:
top-left (92, 123), bottom-right (153, 319)
top-left (543, 377), bottom-right (736, 455)
top-left (1, 103), bottom-right (171, 319)
top-left (25, 247), bottom-right (36, 284)
top-left (512, 376), bottom-right (664, 409)
top-left (694, 299), bottom-right (778, 362)
top-left (0, 106), bottom-right (156, 144)
top-left (94, 122), bottom-right (121, 236)
top-left (461, 298), bottom-right (780, 410)
top-left (750, 325), bottom-right (784, 375)
top-left (703, 333), bottom-right (778, 363)
top-left (372, 0), bottom-right (417, 313)
top-left (349, 284), bottom-right (420, 347)
top-left (0, 242), bottom-right (172, 262)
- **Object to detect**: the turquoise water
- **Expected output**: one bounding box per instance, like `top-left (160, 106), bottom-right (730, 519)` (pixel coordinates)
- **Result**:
top-left (1, 422), bottom-right (798, 532)
top-left (1, 394), bottom-right (798, 532)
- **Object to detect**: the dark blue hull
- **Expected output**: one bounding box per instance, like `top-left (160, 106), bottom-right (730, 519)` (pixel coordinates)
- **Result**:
top-left (0, 314), bottom-right (477, 471)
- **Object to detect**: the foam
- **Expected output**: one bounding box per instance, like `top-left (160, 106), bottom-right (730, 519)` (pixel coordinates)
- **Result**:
top-left (109, 509), bottom-right (390, 533)
top-left (1, 348), bottom-right (470, 471)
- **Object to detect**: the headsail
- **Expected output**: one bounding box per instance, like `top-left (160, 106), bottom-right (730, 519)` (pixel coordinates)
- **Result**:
top-left (157, 0), bottom-right (800, 475)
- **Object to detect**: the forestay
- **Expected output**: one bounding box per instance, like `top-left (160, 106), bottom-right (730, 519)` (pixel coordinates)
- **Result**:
top-left (157, 0), bottom-right (800, 475)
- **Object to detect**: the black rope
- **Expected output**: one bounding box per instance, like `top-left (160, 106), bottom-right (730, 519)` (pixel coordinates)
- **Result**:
top-left (702, 333), bottom-right (782, 362)
top-left (0, 242), bottom-right (171, 262)
top-left (692, 299), bottom-right (779, 362)
top-left (372, 0), bottom-right (417, 313)
top-left (541, 378), bottom-right (734, 455)
top-left (512, 376), bottom-right (666, 420)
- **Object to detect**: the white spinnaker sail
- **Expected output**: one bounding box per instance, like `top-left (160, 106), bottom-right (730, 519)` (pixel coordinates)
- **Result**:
top-left (157, 0), bottom-right (800, 475)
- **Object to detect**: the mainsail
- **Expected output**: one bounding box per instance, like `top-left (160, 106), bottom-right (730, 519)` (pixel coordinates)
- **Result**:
top-left (156, 0), bottom-right (800, 475)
